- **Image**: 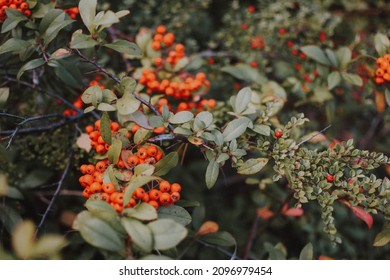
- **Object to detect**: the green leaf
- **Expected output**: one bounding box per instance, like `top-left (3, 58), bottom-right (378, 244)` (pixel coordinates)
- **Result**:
top-left (0, 205), bottom-right (22, 234)
top-left (327, 71), bottom-right (341, 90)
top-left (108, 139), bottom-right (122, 165)
top-left (199, 231), bottom-right (236, 247)
top-left (158, 206), bottom-right (192, 226)
top-left (134, 127), bottom-right (152, 144)
top-left (134, 164), bottom-right (155, 176)
top-left (173, 57), bottom-right (189, 72)
top-left (222, 63), bottom-right (267, 84)
top-left (264, 242), bottom-right (287, 260)
top-left (17, 58), bottom-right (46, 80)
top-left (300, 45), bottom-right (330, 66)
top-left (205, 159), bottom-right (219, 189)
top-left (336, 47), bottom-right (352, 68)
top-left (148, 219), bottom-right (187, 250)
top-left (149, 116), bottom-right (165, 127)
top-left (222, 117), bottom-right (250, 142)
top-left (299, 243), bottom-right (314, 260)
top-left (93, 10), bottom-right (119, 31)
top-left (74, 211), bottom-right (125, 253)
top-left (237, 158), bottom-right (269, 175)
top-left (1, 9), bottom-right (28, 33)
top-left (311, 86), bottom-right (333, 103)
top-left (325, 49), bottom-right (338, 67)
top-left (0, 174), bottom-right (8, 197)
top-left (104, 40), bottom-right (143, 58)
top-left (12, 220), bottom-right (35, 259)
top-left (41, 10), bottom-right (74, 46)
top-left (119, 77), bottom-right (137, 94)
top-left (20, 169), bottom-right (53, 189)
top-left (121, 218), bottom-right (153, 253)
top-left (0, 87), bottom-right (10, 108)
top-left (82, 85), bottom-right (102, 104)
top-left (252, 124), bottom-right (270, 136)
top-left (100, 112), bottom-right (112, 145)
top-left (79, 0), bottom-right (97, 34)
top-left (374, 33), bottom-right (390, 56)
top-left (39, 9), bottom-right (62, 33)
top-left (31, 235), bottom-right (67, 258)
top-left (373, 224), bottom-right (390, 247)
top-left (97, 103), bottom-right (116, 111)
top-left (234, 87), bottom-right (252, 114)
top-left (0, 39), bottom-right (30, 55)
top-left (117, 92), bottom-right (141, 115)
top-left (154, 152), bottom-right (178, 176)
top-left (341, 72), bottom-right (363, 87)
top-left (195, 111), bottom-right (213, 129)
top-left (123, 202), bottom-right (158, 221)
top-left (70, 30), bottom-right (98, 49)
top-left (169, 111), bottom-right (194, 124)
top-left (50, 60), bottom-right (83, 89)
top-left (123, 175), bottom-right (158, 206)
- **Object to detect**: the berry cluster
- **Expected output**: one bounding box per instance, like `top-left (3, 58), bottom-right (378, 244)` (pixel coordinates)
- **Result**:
top-left (374, 54), bottom-right (390, 85)
top-left (0, 0), bottom-right (30, 22)
top-left (137, 25), bottom-right (215, 113)
top-left (85, 120), bottom-right (122, 154)
top-left (64, 7), bottom-right (78, 19)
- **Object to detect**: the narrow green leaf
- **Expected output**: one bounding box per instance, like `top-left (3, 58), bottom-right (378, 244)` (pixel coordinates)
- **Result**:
top-left (121, 218), bottom-right (153, 253)
top-left (325, 49), bottom-right (338, 67)
top-left (70, 30), bottom-right (98, 49)
top-left (108, 139), bottom-right (122, 165)
top-left (148, 219), bottom-right (187, 250)
top-left (79, 0), bottom-right (97, 34)
top-left (235, 87), bottom-right (252, 114)
top-left (222, 117), bottom-right (250, 142)
top-left (17, 58), bottom-right (45, 80)
top-left (336, 47), bottom-right (352, 68)
top-left (341, 72), bottom-right (363, 87)
top-left (222, 63), bottom-right (267, 84)
top-left (154, 152), bottom-right (178, 176)
top-left (328, 71), bottom-right (341, 90)
top-left (0, 88), bottom-right (10, 108)
top-left (237, 158), bottom-right (269, 175)
top-left (100, 112), bottom-right (112, 145)
top-left (123, 175), bottom-right (158, 206)
top-left (0, 39), bottom-right (30, 55)
top-left (1, 9), bottom-right (27, 33)
top-left (300, 45), bottom-right (330, 66)
top-left (205, 159), bottom-right (219, 189)
top-left (104, 40), bottom-right (143, 58)
top-left (158, 206), bottom-right (192, 226)
top-left (199, 231), bottom-right (236, 247)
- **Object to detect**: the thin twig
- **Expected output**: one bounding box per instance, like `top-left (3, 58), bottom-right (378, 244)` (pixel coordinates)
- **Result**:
top-left (195, 239), bottom-right (241, 260)
top-left (34, 144), bottom-right (74, 239)
top-left (296, 124), bottom-right (332, 147)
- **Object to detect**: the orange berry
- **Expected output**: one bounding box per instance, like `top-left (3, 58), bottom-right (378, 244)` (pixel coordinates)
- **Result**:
top-left (148, 200), bottom-right (159, 209)
top-left (83, 174), bottom-right (94, 186)
top-left (89, 131), bottom-right (100, 141)
top-left (171, 183), bottom-right (182, 192)
top-left (384, 54), bottom-right (390, 62)
top-left (149, 189), bottom-right (161, 201)
top-left (165, 87), bottom-right (174, 96)
top-left (153, 57), bottom-right (163, 66)
top-left (159, 180), bottom-right (171, 192)
top-left (131, 124), bottom-right (140, 134)
top-left (375, 77), bottom-right (384, 84)
top-left (95, 161), bottom-right (107, 172)
top-left (127, 155), bottom-right (139, 166)
top-left (112, 203), bottom-right (123, 212)
top-left (90, 182), bottom-right (102, 193)
top-left (96, 144), bottom-right (105, 154)
top-left (174, 43), bottom-right (185, 53)
top-left (159, 192), bottom-right (171, 205)
top-left (110, 191), bottom-right (119, 202)
top-left (163, 33), bottom-right (175, 46)
top-left (86, 164), bottom-right (95, 174)
top-left (376, 68), bottom-right (384, 77)
top-left (117, 159), bottom-right (126, 169)
top-left (115, 193), bottom-right (124, 204)
top-left (14, 0), bottom-right (23, 5)
top-left (156, 25), bottom-right (167, 34)
top-left (376, 57), bottom-right (384, 66)
top-left (100, 193), bottom-right (110, 203)
top-left (97, 136), bottom-right (105, 144)
top-left (85, 125), bottom-right (94, 134)
top-left (153, 34), bottom-right (163, 42)
top-left (171, 192), bottom-right (180, 202)
top-left (147, 145), bottom-right (158, 157)
top-left (153, 126), bottom-right (165, 134)
top-left (93, 172), bottom-right (104, 184)
top-left (196, 72), bottom-right (206, 82)
top-left (381, 61), bottom-right (389, 70)
top-left (384, 73), bottom-right (390, 81)
top-left (134, 187), bottom-right (146, 199)
top-left (82, 189), bottom-right (91, 198)
top-left (208, 99), bottom-right (216, 109)
top-left (94, 120), bottom-right (101, 130)
top-left (103, 183), bottom-right (116, 194)
top-left (110, 122), bottom-right (120, 132)
top-left (137, 147), bottom-right (148, 159)
top-left (142, 193), bottom-right (150, 203)
top-left (155, 150), bottom-right (163, 161)
top-left (151, 41), bottom-right (161, 50)
top-left (80, 164), bottom-right (88, 174)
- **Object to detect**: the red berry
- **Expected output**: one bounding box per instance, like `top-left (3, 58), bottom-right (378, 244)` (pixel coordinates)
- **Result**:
top-left (326, 174), bottom-right (334, 183)
top-left (275, 130), bottom-right (283, 138)
top-left (278, 28), bottom-right (286, 36)
top-left (248, 6), bottom-right (256, 13)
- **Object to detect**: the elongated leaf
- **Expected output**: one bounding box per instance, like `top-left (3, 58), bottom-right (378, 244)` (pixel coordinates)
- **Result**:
top-left (222, 63), bottom-right (267, 84)
top-left (123, 175), bottom-right (158, 206)
top-left (104, 40), bottom-right (143, 58)
top-left (70, 30), bottom-right (98, 49)
top-left (235, 87), bottom-right (252, 114)
top-left (205, 159), bottom-right (219, 189)
top-left (0, 39), bottom-right (30, 55)
top-left (123, 203), bottom-right (157, 221)
top-left (17, 58), bottom-right (46, 80)
top-left (0, 87), bottom-right (10, 107)
top-left (121, 218), bottom-right (153, 253)
top-left (108, 139), bottom-right (122, 165)
top-left (199, 231), bottom-right (236, 247)
top-left (237, 158), bottom-right (268, 175)
top-left (301, 45), bottom-right (330, 66)
top-left (373, 224), bottom-right (390, 247)
top-left (154, 152), bottom-right (178, 176)
top-left (336, 47), bottom-right (352, 68)
top-left (328, 71), bottom-right (341, 90)
top-left (158, 206), bottom-right (192, 226)
top-left (223, 118), bottom-right (250, 142)
top-left (341, 72), bottom-right (363, 87)
top-left (74, 211), bottom-right (125, 253)
top-left (1, 9), bottom-right (28, 33)
top-left (100, 112), bottom-right (112, 145)
top-left (12, 220), bottom-right (35, 259)
top-left (0, 205), bottom-right (22, 234)
top-left (79, 0), bottom-right (97, 34)
top-left (252, 124), bottom-right (270, 136)
top-left (148, 219), bottom-right (187, 250)
top-left (374, 33), bottom-right (390, 56)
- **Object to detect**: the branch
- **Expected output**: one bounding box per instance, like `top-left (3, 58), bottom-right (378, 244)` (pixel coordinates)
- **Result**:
top-left (296, 124), bottom-right (332, 147)
top-left (34, 140), bottom-right (75, 239)
top-left (195, 239), bottom-right (240, 260)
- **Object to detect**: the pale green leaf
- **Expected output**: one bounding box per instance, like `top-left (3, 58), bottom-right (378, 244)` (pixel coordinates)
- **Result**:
top-left (222, 118), bottom-right (250, 142)
top-left (237, 158), bottom-right (269, 175)
top-left (148, 219), bottom-right (187, 250)
top-left (300, 45), bottom-right (330, 66)
top-left (121, 218), bottom-right (153, 253)
top-left (158, 206), bottom-right (192, 226)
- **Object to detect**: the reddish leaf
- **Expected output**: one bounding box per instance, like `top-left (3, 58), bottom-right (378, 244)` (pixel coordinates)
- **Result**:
top-left (319, 255), bottom-right (335, 260)
top-left (197, 221), bottom-right (219, 236)
top-left (341, 199), bottom-right (373, 229)
top-left (256, 207), bottom-right (274, 220)
top-left (283, 207), bottom-right (304, 217)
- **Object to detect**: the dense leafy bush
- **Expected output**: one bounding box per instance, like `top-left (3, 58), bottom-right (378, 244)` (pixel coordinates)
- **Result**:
top-left (1, 0), bottom-right (390, 260)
